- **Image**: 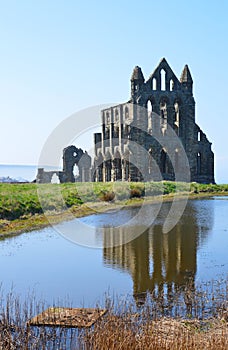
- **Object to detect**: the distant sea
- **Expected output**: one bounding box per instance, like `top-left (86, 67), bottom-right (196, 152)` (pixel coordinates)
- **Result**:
top-left (0, 164), bottom-right (38, 182)
top-left (0, 164), bottom-right (226, 184)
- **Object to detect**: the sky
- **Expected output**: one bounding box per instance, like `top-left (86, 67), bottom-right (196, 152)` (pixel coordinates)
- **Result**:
top-left (0, 0), bottom-right (228, 183)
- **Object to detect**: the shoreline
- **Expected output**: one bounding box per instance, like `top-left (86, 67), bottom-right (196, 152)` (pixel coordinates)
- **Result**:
top-left (1, 191), bottom-right (227, 239)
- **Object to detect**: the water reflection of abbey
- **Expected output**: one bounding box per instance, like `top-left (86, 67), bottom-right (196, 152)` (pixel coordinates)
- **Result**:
top-left (102, 201), bottom-right (213, 303)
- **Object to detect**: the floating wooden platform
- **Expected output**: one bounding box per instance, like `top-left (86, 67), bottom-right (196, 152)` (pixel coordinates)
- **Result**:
top-left (28, 307), bottom-right (107, 328)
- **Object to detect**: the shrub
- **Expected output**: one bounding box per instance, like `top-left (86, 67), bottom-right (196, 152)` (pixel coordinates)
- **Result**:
top-left (129, 183), bottom-right (145, 198)
top-left (99, 191), bottom-right (115, 202)
top-left (130, 188), bottom-right (142, 198)
top-left (163, 181), bottom-right (176, 194)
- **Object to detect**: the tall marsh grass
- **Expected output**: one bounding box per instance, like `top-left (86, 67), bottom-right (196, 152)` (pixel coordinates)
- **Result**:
top-left (0, 280), bottom-right (227, 349)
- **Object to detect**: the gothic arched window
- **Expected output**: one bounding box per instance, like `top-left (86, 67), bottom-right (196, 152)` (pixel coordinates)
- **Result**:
top-left (152, 78), bottom-right (157, 90)
top-left (161, 69), bottom-right (166, 91)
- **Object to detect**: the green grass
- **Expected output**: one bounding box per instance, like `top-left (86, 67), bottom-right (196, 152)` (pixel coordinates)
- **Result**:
top-left (0, 183), bottom-right (42, 220)
top-left (190, 182), bottom-right (228, 193)
top-left (0, 181), bottom-right (228, 223)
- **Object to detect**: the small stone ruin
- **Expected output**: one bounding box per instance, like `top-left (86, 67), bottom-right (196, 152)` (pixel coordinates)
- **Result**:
top-left (36, 145), bottom-right (92, 183)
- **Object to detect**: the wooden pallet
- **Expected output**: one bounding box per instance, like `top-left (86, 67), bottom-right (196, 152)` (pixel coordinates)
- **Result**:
top-left (28, 307), bottom-right (107, 328)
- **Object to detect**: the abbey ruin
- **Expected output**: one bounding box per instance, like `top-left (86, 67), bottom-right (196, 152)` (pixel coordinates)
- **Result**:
top-left (37, 146), bottom-right (91, 183)
top-left (93, 58), bottom-right (214, 184)
top-left (37, 58), bottom-right (214, 184)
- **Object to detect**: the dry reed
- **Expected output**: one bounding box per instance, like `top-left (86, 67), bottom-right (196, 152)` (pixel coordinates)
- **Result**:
top-left (0, 280), bottom-right (227, 349)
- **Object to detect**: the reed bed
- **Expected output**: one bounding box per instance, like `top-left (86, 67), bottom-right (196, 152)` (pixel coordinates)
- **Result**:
top-left (82, 314), bottom-right (227, 350)
top-left (0, 280), bottom-right (227, 349)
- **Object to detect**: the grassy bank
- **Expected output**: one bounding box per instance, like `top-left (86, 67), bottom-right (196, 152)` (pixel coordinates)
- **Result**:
top-left (0, 182), bottom-right (228, 235)
top-left (0, 280), bottom-right (227, 349)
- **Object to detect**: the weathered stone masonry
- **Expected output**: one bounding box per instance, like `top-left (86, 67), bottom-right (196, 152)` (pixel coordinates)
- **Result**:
top-left (93, 58), bottom-right (214, 184)
top-left (37, 146), bottom-right (91, 183)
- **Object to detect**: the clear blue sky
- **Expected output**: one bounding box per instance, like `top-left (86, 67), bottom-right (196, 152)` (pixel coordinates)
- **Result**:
top-left (0, 0), bottom-right (228, 183)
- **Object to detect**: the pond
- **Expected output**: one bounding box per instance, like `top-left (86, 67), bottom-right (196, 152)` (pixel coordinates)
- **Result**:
top-left (0, 196), bottom-right (227, 307)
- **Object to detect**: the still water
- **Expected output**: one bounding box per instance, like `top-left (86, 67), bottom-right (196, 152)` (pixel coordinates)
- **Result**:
top-left (0, 197), bottom-right (227, 306)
